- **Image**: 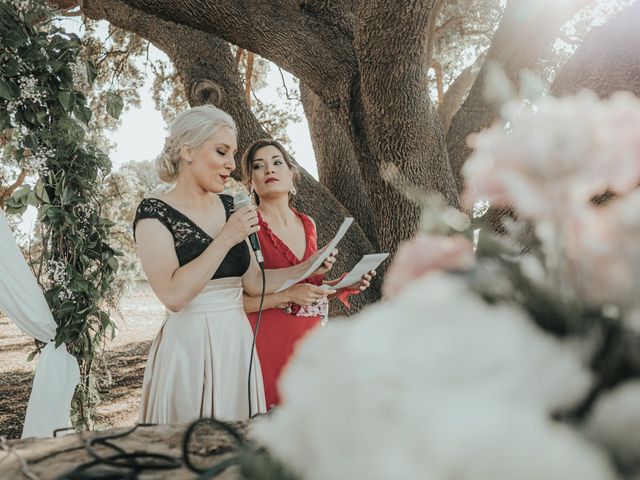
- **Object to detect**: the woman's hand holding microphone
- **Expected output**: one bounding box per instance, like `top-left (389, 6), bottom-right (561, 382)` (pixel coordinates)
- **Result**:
top-left (219, 205), bottom-right (259, 247)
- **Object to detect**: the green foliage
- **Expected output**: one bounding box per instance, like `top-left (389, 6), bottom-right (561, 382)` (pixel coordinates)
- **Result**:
top-left (101, 159), bottom-right (166, 295)
top-left (430, 0), bottom-right (502, 95)
top-left (1, 0), bottom-right (121, 429)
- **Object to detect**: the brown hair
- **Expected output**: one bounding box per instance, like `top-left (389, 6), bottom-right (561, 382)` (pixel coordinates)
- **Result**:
top-left (241, 138), bottom-right (300, 205)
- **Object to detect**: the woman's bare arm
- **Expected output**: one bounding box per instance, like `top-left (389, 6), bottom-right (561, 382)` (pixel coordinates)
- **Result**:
top-left (243, 282), bottom-right (335, 313)
top-left (136, 204), bottom-right (258, 312)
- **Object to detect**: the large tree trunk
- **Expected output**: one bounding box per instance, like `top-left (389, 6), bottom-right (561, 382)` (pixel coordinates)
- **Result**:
top-left (446, 0), bottom-right (593, 193)
top-left (552, 0), bottom-right (640, 98)
top-left (99, 0), bottom-right (459, 257)
top-left (346, 0), bottom-right (459, 254)
top-left (299, 83), bottom-right (377, 248)
top-left (79, 0), bottom-right (378, 311)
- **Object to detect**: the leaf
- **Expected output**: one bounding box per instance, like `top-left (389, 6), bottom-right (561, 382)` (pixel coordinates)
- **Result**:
top-left (27, 350), bottom-right (38, 362)
top-left (35, 179), bottom-right (50, 203)
top-left (106, 92), bottom-right (124, 120)
top-left (35, 109), bottom-right (47, 123)
top-left (56, 301), bottom-right (77, 316)
top-left (58, 90), bottom-right (75, 111)
top-left (4, 201), bottom-right (27, 215)
top-left (26, 189), bottom-right (39, 207)
top-left (107, 256), bottom-right (119, 273)
top-left (73, 103), bottom-right (92, 124)
top-left (24, 133), bottom-right (38, 151)
top-left (0, 78), bottom-right (18, 100)
top-left (0, 110), bottom-right (12, 131)
top-left (59, 115), bottom-right (85, 142)
top-left (2, 60), bottom-right (19, 77)
top-left (98, 311), bottom-right (111, 330)
top-left (24, 107), bottom-right (36, 125)
top-left (98, 217), bottom-right (116, 228)
top-left (85, 61), bottom-right (97, 86)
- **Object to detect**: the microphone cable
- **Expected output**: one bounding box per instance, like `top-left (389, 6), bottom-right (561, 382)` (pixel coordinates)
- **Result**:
top-left (247, 258), bottom-right (266, 419)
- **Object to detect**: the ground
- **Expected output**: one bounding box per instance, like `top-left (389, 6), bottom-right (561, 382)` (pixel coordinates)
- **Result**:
top-left (0, 284), bottom-right (165, 439)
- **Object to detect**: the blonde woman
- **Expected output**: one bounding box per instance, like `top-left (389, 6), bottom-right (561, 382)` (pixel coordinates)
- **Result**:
top-left (133, 106), bottom-right (335, 423)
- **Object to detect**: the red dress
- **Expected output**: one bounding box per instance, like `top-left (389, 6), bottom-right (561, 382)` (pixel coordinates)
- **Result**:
top-left (247, 209), bottom-right (324, 409)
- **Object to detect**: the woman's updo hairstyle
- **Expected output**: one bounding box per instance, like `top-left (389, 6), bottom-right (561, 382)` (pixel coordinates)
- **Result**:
top-left (155, 105), bottom-right (237, 183)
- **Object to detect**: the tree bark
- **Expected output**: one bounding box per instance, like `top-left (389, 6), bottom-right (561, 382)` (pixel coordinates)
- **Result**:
top-left (446, 0), bottom-right (593, 193)
top-left (349, 0), bottom-right (458, 253)
top-left (552, 0), bottom-right (640, 98)
top-left (79, 0), bottom-right (378, 311)
top-left (92, 0), bottom-right (358, 106)
top-left (299, 82), bottom-right (377, 247)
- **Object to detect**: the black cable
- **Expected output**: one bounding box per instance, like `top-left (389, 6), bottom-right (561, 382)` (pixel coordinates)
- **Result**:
top-left (45, 418), bottom-right (253, 479)
top-left (248, 263), bottom-right (266, 418)
top-left (57, 424), bottom-right (181, 479)
top-left (181, 417), bottom-right (245, 477)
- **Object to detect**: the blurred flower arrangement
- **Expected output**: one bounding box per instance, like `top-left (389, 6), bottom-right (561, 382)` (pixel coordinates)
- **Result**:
top-left (236, 86), bottom-right (640, 480)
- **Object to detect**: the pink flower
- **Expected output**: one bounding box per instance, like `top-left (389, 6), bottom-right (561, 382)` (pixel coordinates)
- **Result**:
top-left (383, 234), bottom-right (474, 297)
top-left (462, 91), bottom-right (640, 222)
top-left (563, 190), bottom-right (640, 308)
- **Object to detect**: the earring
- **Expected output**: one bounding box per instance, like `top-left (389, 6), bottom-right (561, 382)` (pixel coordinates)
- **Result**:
top-left (250, 185), bottom-right (255, 198)
top-left (290, 186), bottom-right (297, 195)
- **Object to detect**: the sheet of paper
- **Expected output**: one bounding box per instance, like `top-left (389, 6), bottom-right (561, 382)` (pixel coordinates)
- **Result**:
top-left (275, 217), bottom-right (354, 293)
top-left (323, 253), bottom-right (389, 290)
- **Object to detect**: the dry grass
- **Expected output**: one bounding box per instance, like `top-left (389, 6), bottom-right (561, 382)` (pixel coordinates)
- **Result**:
top-left (0, 284), bottom-right (165, 439)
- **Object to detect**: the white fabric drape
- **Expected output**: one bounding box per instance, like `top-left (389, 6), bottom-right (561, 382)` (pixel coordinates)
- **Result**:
top-left (0, 210), bottom-right (79, 438)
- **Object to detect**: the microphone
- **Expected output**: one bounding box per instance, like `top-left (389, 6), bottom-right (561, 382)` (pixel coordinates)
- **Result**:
top-left (233, 191), bottom-right (264, 268)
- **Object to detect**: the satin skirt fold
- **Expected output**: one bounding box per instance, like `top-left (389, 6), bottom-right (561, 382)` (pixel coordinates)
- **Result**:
top-left (139, 277), bottom-right (266, 423)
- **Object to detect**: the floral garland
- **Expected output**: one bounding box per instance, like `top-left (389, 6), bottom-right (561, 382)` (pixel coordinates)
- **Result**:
top-left (1, 0), bottom-right (121, 428)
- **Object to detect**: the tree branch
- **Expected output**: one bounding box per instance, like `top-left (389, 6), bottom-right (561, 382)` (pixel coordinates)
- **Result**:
top-left (245, 52), bottom-right (254, 108)
top-left (438, 49), bottom-right (487, 133)
top-left (552, 1), bottom-right (640, 98)
top-left (235, 47), bottom-right (244, 66)
top-left (435, 15), bottom-right (465, 36)
top-left (109, 0), bottom-right (358, 104)
top-left (0, 169), bottom-right (28, 208)
top-left (426, 0), bottom-right (448, 65)
top-left (430, 60), bottom-right (444, 103)
top-left (446, 0), bottom-right (595, 194)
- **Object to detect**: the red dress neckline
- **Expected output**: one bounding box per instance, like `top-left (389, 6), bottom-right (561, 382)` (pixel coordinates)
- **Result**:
top-left (257, 208), bottom-right (314, 265)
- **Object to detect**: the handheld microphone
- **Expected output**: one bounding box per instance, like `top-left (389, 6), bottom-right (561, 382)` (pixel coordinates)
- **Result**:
top-left (233, 191), bottom-right (264, 268)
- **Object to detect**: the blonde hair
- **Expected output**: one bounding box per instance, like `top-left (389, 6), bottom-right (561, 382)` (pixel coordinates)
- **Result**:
top-left (155, 105), bottom-right (237, 182)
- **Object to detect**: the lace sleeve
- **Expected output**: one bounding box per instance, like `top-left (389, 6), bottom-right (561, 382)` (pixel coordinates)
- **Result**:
top-left (133, 198), bottom-right (172, 241)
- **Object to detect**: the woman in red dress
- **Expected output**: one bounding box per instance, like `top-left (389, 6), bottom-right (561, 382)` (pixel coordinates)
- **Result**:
top-left (241, 139), bottom-right (373, 409)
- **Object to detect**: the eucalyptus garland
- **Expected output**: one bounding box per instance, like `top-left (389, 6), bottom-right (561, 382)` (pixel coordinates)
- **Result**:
top-left (1, 0), bottom-right (122, 428)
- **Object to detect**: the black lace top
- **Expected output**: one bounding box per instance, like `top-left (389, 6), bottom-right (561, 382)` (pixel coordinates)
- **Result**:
top-left (133, 195), bottom-right (250, 279)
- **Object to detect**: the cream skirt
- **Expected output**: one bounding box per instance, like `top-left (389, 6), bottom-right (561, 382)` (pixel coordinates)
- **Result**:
top-left (139, 277), bottom-right (266, 423)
